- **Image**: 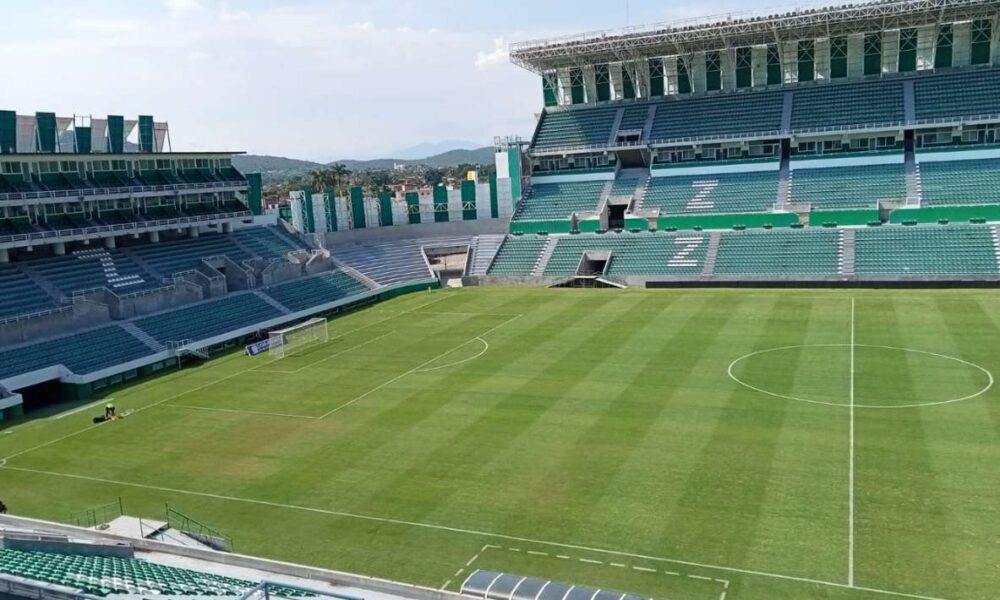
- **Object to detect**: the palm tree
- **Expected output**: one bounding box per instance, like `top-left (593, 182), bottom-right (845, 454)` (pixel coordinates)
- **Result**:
top-left (329, 163), bottom-right (352, 197)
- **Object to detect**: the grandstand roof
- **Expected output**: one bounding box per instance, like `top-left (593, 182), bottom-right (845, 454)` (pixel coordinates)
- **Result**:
top-left (509, 0), bottom-right (1000, 73)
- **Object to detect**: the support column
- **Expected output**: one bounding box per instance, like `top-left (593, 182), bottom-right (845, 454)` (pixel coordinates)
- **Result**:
top-left (148, 230), bottom-right (160, 243)
top-left (53, 242), bottom-right (66, 256)
top-left (782, 41), bottom-right (798, 83)
top-left (222, 222), bottom-right (233, 233)
top-left (583, 65), bottom-right (598, 105)
top-left (721, 48), bottom-right (736, 91)
top-left (882, 30), bottom-right (900, 74)
top-left (557, 68), bottom-right (573, 105)
top-left (691, 51), bottom-right (708, 93)
top-left (752, 46), bottom-right (769, 87)
top-left (917, 25), bottom-right (936, 71)
top-left (610, 63), bottom-right (625, 100)
top-left (188, 227), bottom-right (200, 238)
top-left (664, 58), bottom-right (679, 95)
top-left (993, 15), bottom-right (1000, 65)
top-left (815, 38), bottom-right (831, 81)
top-left (0, 248), bottom-right (8, 263)
top-left (953, 21), bottom-right (972, 66)
top-left (847, 34), bottom-right (865, 78)
top-left (104, 236), bottom-right (116, 249)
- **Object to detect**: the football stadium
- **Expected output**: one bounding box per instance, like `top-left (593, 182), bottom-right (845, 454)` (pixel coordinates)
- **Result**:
top-left (2, 1), bottom-right (1000, 600)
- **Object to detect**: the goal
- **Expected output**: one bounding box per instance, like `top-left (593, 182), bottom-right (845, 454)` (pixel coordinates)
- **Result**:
top-left (268, 318), bottom-right (328, 359)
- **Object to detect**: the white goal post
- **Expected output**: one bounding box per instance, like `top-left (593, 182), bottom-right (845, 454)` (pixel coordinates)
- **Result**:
top-left (268, 317), bottom-right (328, 359)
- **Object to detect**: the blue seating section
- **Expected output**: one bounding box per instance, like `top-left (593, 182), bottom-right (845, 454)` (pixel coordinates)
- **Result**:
top-left (791, 80), bottom-right (904, 130)
top-left (650, 91), bottom-right (784, 141)
top-left (0, 325), bottom-right (152, 379)
top-left (134, 294), bottom-right (282, 344)
top-left (263, 271), bottom-right (368, 312)
top-left (0, 265), bottom-right (55, 319)
top-left (642, 170), bottom-right (779, 215)
top-left (914, 68), bottom-right (1000, 121)
top-left (30, 249), bottom-right (159, 296)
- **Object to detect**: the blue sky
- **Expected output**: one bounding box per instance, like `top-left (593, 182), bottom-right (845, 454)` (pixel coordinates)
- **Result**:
top-left (5, 0), bottom-right (793, 161)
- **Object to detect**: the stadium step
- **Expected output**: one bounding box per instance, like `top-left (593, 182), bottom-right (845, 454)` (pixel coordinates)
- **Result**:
top-left (905, 154), bottom-right (922, 206)
top-left (16, 263), bottom-right (66, 303)
top-left (606, 108), bottom-right (625, 146)
top-left (532, 236), bottom-right (559, 276)
top-left (119, 321), bottom-right (167, 352)
top-left (467, 234), bottom-right (506, 277)
top-left (254, 290), bottom-right (293, 315)
top-left (839, 229), bottom-right (856, 276)
top-left (777, 154), bottom-right (792, 209)
top-left (701, 232), bottom-right (722, 276)
top-left (991, 226), bottom-right (1000, 268)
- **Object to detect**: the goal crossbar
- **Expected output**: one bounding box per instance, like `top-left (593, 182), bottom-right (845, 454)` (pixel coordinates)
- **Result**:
top-left (269, 317), bottom-right (328, 359)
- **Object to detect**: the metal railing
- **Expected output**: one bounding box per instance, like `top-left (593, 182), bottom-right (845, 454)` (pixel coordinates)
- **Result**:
top-left (68, 498), bottom-right (124, 529)
top-left (0, 210), bottom-right (253, 245)
top-left (0, 179), bottom-right (247, 204)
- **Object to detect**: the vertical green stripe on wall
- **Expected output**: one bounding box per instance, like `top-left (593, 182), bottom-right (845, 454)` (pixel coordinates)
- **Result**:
top-left (507, 148), bottom-right (521, 212)
top-left (302, 186), bottom-right (315, 233)
top-left (75, 127), bottom-right (92, 153)
top-left (35, 112), bottom-right (57, 152)
top-left (461, 180), bottom-right (477, 221)
top-left (379, 191), bottom-right (394, 227)
top-left (246, 173), bottom-right (263, 215)
top-left (433, 186), bottom-right (449, 223)
top-left (138, 115), bottom-right (155, 152)
top-left (0, 110), bottom-right (15, 153)
top-left (350, 187), bottom-right (366, 229)
top-left (489, 175), bottom-right (499, 219)
top-left (406, 192), bottom-right (421, 225)
top-left (107, 116), bottom-right (124, 154)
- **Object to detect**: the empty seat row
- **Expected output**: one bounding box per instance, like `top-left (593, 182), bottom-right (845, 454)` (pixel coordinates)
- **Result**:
top-left (0, 325), bottom-right (152, 379)
top-left (650, 91), bottom-right (784, 141)
top-left (790, 162), bottom-right (907, 209)
top-left (919, 157), bottom-right (1000, 207)
top-left (855, 225), bottom-right (999, 274)
top-left (714, 229), bottom-right (841, 275)
top-left (533, 106), bottom-right (620, 150)
top-left (642, 170), bottom-right (779, 215)
top-left (262, 271), bottom-right (368, 312)
top-left (514, 181), bottom-right (606, 221)
top-left (134, 293), bottom-right (283, 344)
top-left (486, 236), bottom-right (548, 275)
top-left (545, 232), bottom-right (709, 276)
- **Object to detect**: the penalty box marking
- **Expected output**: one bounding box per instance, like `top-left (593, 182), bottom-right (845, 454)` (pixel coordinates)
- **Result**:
top-left (0, 465), bottom-right (953, 600)
top-left (445, 545), bottom-right (730, 600)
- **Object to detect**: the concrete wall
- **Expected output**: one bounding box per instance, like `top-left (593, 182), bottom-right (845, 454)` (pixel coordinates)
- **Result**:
top-left (203, 256), bottom-right (252, 291)
top-left (322, 218), bottom-right (508, 246)
top-left (112, 283), bottom-right (204, 320)
top-left (0, 302), bottom-right (110, 347)
top-left (260, 260), bottom-right (305, 287)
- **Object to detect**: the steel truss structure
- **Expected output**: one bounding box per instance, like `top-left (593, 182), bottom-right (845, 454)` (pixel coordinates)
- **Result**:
top-left (510, 0), bottom-right (1000, 73)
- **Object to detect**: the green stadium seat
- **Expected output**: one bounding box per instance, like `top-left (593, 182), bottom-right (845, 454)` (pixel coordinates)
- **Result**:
top-left (514, 181), bottom-right (605, 221)
top-left (262, 271), bottom-right (368, 312)
top-left (790, 162), bottom-right (907, 209)
top-left (642, 170), bottom-right (778, 215)
top-left (855, 224), bottom-right (999, 275)
top-left (487, 236), bottom-right (548, 275)
top-left (918, 157), bottom-right (1000, 207)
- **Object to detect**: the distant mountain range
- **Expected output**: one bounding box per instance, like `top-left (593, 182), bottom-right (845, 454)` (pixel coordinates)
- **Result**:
top-left (234, 146), bottom-right (495, 181)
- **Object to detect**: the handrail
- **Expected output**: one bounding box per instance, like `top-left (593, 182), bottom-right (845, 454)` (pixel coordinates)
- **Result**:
top-left (0, 210), bottom-right (252, 245)
top-left (0, 179), bottom-right (247, 203)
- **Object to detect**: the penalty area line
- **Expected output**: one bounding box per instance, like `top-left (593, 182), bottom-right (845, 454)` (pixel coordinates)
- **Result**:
top-left (0, 465), bottom-right (953, 600)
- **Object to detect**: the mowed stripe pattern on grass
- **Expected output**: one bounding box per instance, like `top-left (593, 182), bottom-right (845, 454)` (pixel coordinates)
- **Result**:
top-left (0, 289), bottom-right (998, 599)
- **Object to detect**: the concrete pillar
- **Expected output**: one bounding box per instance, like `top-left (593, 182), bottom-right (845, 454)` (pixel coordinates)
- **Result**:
top-left (222, 222), bottom-right (233, 233)
top-left (0, 248), bottom-right (8, 263)
top-left (752, 46), bottom-right (769, 87)
top-left (917, 25), bottom-right (936, 71)
top-left (883, 30), bottom-right (900, 74)
top-left (557, 68), bottom-right (573, 105)
top-left (104, 236), bottom-right (115, 249)
top-left (721, 48), bottom-right (736, 91)
top-left (53, 242), bottom-right (66, 256)
top-left (188, 227), bottom-right (200, 238)
top-left (847, 34), bottom-right (865, 78)
top-left (691, 52), bottom-right (708, 93)
top-left (664, 57), bottom-right (679, 95)
top-left (815, 38), bottom-right (831, 81)
top-left (583, 65), bottom-right (598, 104)
top-left (782, 41), bottom-right (798, 83)
top-left (953, 21), bottom-right (972, 66)
top-left (610, 63), bottom-right (624, 101)
top-left (148, 230), bottom-right (160, 243)
top-left (992, 15), bottom-right (1000, 65)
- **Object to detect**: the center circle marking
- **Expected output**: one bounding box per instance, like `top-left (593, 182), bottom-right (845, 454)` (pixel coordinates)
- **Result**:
top-left (727, 344), bottom-right (993, 409)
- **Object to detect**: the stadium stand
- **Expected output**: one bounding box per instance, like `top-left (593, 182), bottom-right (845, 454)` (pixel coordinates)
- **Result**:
top-left (0, 549), bottom-right (310, 598)
top-left (126, 230), bottom-right (275, 276)
top-left (514, 181), bottom-right (606, 221)
top-left (914, 67), bottom-right (1000, 121)
top-left (0, 325), bottom-right (152, 379)
top-left (650, 91), bottom-right (785, 141)
top-left (791, 80), bottom-right (905, 130)
top-left (789, 163), bottom-right (907, 209)
top-left (0, 265), bottom-right (56, 318)
top-left (918, 157), bottom-right (1000, 206)
top-left (642, 170), bottom-right (778, 215)
top-left (854, 225), bottom-right (999, 275)
top-left (486, 235), bottom-right (548, 275)
top-left (714, 229), bottom-right (841, 275)
top-left (29, 249), bottom-right (159, 295)
top-left (532, 106), bottom-right (619, 151)
top-left (618, 105), bottom-right (650, 133)
top-left (329, 237), bottom-right (469, 285)
top-left (543, 232), bottom-right (709, 276)
top-left (134, 294), bottom-right (282, 344)
top-left (262, 271), bottom-right (368, 312)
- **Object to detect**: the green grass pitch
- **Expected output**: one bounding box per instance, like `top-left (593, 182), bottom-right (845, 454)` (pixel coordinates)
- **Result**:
top-left (1, 287), bottom-right (999, 600)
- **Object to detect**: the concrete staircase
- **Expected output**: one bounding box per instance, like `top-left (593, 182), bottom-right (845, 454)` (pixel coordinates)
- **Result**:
top-left (839, 229), bottom-right (856, 276)
top-left (776, 155), bottom-right (792, 209)
top-left (120, 321), bottom-right (167, 352)
top-left (991, 226), bottom-right (1000, 269)
top-left (905, 153), bottom-right (923, 207)
top-left (607, 109), bottom-right (625, 145)
top-left (532, 236), bottom-right (559, 276)
top-left (467, 234), bottom-right (506, 276)
top-left (701, 232), bottom-right (722, 276)
top-left (254, 290), bottom-right (292, 315)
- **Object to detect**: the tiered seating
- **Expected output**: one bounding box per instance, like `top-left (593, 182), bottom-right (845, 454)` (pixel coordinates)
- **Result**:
top-left (0, 218), bottom-right (34, 237)
top-left (128, 234), bottom-right (252, 276)
top-left (0, 549), bottom-right (310, 597)
top-left (790, 162), bottom-right (907, 209)
top-left (135, 293), bottom-right (282, 344)
top-left (486, 236), bottom-right (547, 275)
top-left (650, 91), bottom-right (784, 141)
top-left (643, 170), bottom-right (778, 214)
top-left (855, 225), bottom-right (999, 274)
top-left (514, 181), bottom-right (605, 221)
top-left (331, 236), bottom-right (469, 285)
top-left (544, 232), bottom-right (709, 276)
top-left (230, 227), bottom-right (304, 257)
top-left (30, 249), bottom-right (158, 295)
top-left (89, 170), bottom-right (134, 188)
top-left (218, 167), bottom-right (247, 183)
top-left (533, 106), bottom-right (619, 150)
top-left (714, 229), bottom-right (840, 275)
top-left (914, 67), bottom-right (1000, 121)
top-left (0, 265), bottom-right (55, 318)
top-left (617, 105), bottom-right (649, 133)
top-left (0, 325), bottom-right (152, 379)
top-left (263, 271), bottom-right (368, 312)
top-left (792, 80), bottom-right (904, 130)
top-left (609, 175), bottom-right (639, 197)
top-left (918, 157), bottom-right (1000, 206)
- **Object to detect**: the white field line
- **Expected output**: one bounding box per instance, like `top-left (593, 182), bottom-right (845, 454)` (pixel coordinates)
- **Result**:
top-left (161, 405), bottom-right (317, 420)
top-left (414, 338), bottom-right (489, 373)
top-left (849, 297), bottom-right (856, 588)
top-left (253, 331), bottom-right (396, 375)
top-left (1, 464), bottom-right (949, 600)
top-left (0, 298), bottom-right (445, 464)
top-left (52, 399), bottom-right (109, 420)
top-left (318, 314), bottom-right (522, 419)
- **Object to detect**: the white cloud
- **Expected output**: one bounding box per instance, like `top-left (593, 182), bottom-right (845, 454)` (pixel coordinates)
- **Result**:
top-left (164, 0), bottom-right (205, 16)
top-left (475, 37), bottom-right (508, 70)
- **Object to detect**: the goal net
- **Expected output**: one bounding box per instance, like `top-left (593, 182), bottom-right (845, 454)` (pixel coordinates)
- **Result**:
top-left (268, 317), bottom-right (328, 359)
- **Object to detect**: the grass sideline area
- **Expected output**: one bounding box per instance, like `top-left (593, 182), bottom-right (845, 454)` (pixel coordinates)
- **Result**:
top-left (1, 287), bottom-right (999, 600)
